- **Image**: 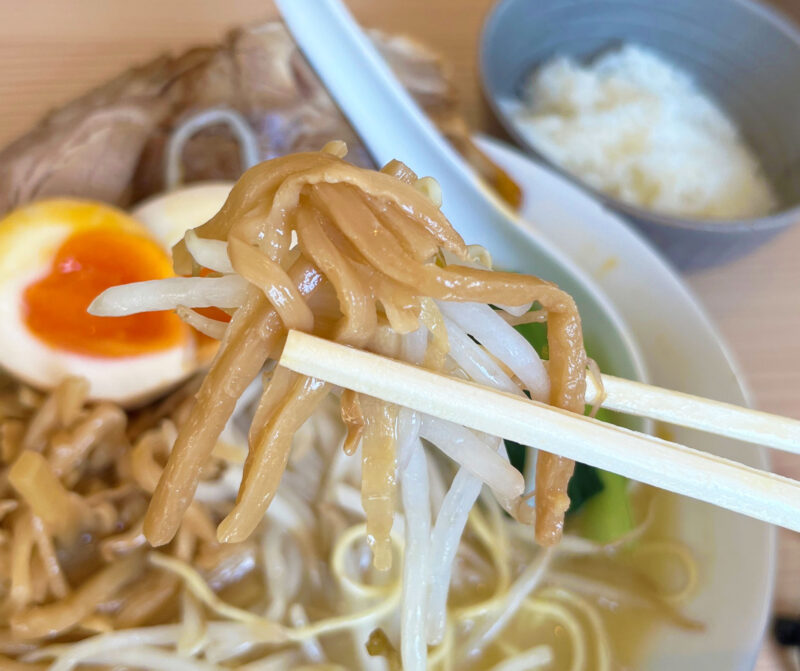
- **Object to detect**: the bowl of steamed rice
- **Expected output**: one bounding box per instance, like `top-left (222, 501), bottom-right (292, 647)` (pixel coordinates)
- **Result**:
top-left (481, 0), bottom-right (800, 269)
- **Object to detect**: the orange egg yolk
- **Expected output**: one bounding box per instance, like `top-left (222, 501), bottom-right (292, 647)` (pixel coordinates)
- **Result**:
top-left (23, 228), bottom-right (185, 358)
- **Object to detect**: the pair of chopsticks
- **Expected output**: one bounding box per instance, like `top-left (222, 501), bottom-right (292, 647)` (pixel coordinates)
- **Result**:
top-left (280, 330), bottom-right (800, 534)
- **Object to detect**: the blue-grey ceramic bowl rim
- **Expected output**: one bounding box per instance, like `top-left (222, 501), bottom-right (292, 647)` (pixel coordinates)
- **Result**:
top-left (480, 0), bottom-right (800, 236)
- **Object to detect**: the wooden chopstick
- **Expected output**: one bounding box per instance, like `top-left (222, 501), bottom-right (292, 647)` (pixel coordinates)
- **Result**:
top-left (586, 374), bottom-right (800, 454)
top-left (280, 330), bottom-right (800, 533)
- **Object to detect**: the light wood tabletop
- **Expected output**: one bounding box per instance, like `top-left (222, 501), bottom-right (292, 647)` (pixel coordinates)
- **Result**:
top-left (0, 1), bottom-right (798, 668)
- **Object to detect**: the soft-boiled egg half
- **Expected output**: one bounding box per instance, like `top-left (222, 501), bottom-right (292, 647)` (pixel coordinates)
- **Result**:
top-left (0, 199), bottom-right (203, 406)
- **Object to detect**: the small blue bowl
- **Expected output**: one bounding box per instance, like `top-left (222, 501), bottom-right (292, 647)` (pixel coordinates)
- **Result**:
top-left (481, 0), bottom-right (800, 269)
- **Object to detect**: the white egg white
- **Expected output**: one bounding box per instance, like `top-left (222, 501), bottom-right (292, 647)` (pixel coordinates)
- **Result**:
top-left (132, 182), bottom-right (234, 250)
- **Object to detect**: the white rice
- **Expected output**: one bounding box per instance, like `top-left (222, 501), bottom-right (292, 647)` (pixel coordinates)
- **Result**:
top-left (514, 44), bottom-right (777, 220)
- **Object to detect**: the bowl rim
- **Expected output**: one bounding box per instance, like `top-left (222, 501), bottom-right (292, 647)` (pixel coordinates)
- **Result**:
top-left (476, 133), bottom-right (777, 670)
top-left (479, 0), bottom-right (800, 234)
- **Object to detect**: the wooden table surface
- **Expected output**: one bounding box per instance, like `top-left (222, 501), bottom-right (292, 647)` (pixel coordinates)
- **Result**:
top-left (1, 1), bottom-right (798, 668)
